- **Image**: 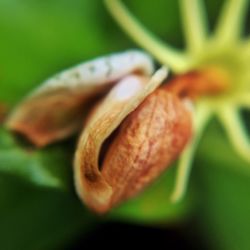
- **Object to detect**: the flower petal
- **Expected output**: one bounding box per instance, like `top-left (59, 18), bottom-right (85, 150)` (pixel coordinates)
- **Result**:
top-left (6, 50), bottom-right (154, 146)
top-left (74, 67), bottom-right (168, 213)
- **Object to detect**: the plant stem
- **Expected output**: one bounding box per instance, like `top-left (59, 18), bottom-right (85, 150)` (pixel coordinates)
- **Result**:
top-left (171, 102), bottom-right (212, 202)
top-left (179, 0), bottom-right (208, 54)
top-left (104, 0), bottom-right (190, 73)
top-left (214, 0), bottom-right (248, 44)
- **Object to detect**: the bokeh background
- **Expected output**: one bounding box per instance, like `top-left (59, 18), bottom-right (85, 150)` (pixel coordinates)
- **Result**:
top-left (0, 0), bottom-right (250, 249)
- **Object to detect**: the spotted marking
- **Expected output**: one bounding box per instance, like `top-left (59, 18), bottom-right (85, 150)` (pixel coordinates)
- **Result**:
top-left (88, 64), bottom-right (96, 73)
top-left (105, 58), bottom-right (113, 78)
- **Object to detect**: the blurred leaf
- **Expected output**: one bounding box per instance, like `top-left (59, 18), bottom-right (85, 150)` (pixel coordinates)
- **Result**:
top-left (0, 128), bottom-right (73, 189)
top-left (0, 173), bottom-right (96, 250)
top-left (198, 120), bottom-right (250, 177)
top-left (1, 1), bottom-right (250, 250)
top-left (195, 120), bottom-right (250, 250)
top-left (124, 0), bottom-right (184, 48)
top-left (0, 0), bottom-right (129, 105)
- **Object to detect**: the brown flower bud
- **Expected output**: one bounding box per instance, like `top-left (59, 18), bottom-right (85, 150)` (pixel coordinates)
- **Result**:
top-left (74, 68), bottom-right (192, 213)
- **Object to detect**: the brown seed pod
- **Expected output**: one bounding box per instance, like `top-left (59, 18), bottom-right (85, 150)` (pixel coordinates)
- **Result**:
top-left (74, 68), bottom-right (192, 213)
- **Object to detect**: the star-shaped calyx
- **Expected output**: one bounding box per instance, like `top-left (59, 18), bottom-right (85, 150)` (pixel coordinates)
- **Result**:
top-left (104, 0), bottom-right (250, 202)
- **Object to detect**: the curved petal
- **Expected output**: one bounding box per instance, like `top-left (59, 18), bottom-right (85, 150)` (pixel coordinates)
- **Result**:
top-left (6, 50), bottom-right (154, 146)
top-left (74, 68), bottom-right (168, 213)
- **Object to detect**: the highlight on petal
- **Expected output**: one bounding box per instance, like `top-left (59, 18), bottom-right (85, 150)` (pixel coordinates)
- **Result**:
top-left (218, 106), bottom-right (250, 163)
top-left (74, 67), bottom-right (168, 213)
top-left (104, 0), bottom-right (190, 72)
top-left (5, 50), bottom-right (154, 147)
top-left (180, 0), bottom-right (208, 54)
top-left (171, 102), bottom-right (212, 202)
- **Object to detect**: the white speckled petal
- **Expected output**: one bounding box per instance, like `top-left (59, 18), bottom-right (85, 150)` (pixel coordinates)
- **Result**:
top-left (33, 50), bottom-right (154, 95)
top-left (6, 50), bottom-right (154, 146)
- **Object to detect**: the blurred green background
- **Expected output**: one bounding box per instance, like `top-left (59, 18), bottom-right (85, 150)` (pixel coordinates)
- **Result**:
top-left (0, 0), bottom-right (250, 249)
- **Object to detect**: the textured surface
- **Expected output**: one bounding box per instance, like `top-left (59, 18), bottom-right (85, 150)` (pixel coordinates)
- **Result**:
top-left (102, 88), bottom-right (192, 208)
top-left (74, 69), bottom-right (168, 213)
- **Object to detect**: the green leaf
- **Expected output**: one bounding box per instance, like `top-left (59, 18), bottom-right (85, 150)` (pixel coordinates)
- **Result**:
top-left (124, 0), bottom-right (184, 48)
top-left (197, 120), bottom-right (250, 177)
top-left (0, 174), bottom-right (96, 250)
top-left (0, 127), bottom-right (73, 189)
top-left (0, 0), bottom-right (129, 105)
top-left (195, 120), bottom-right (250, 250)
